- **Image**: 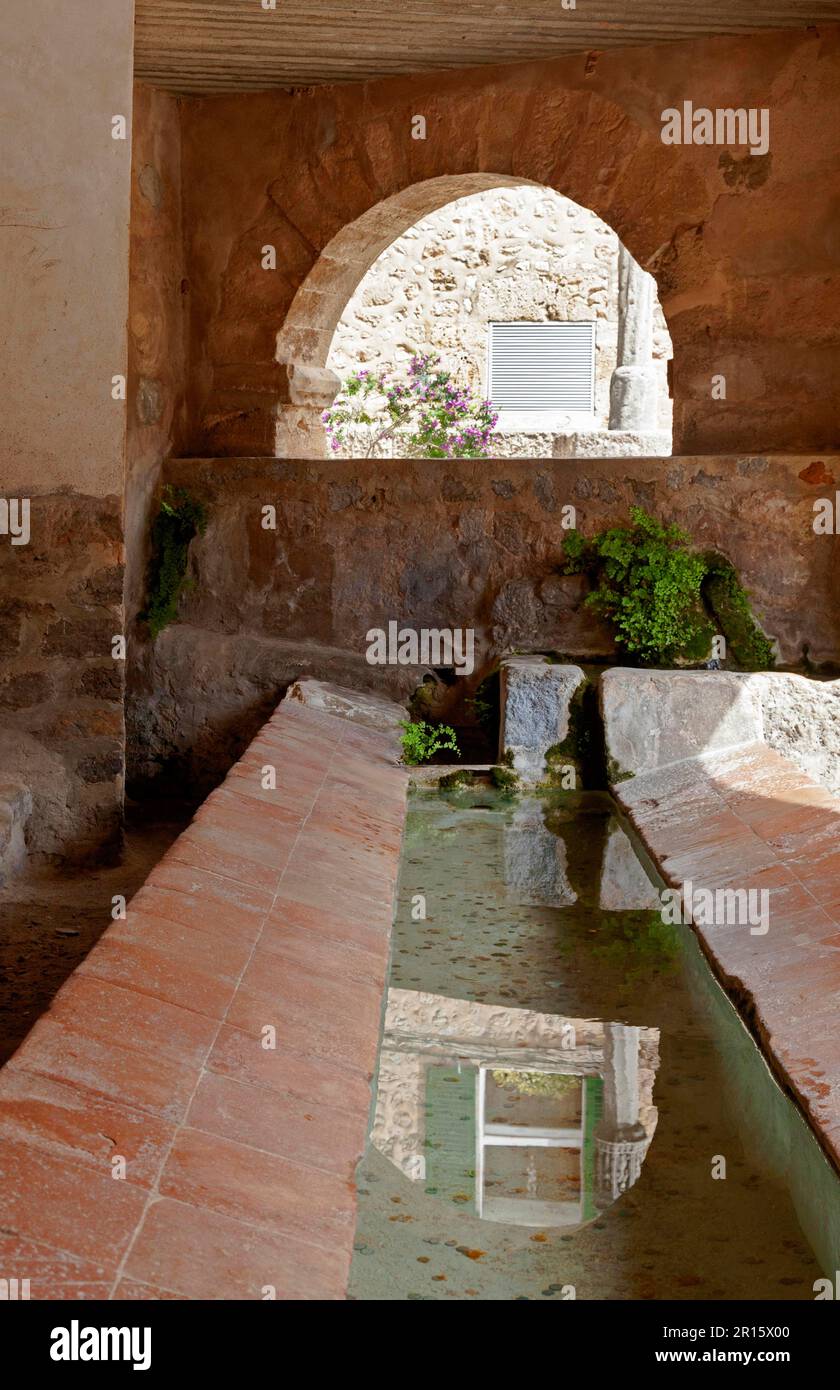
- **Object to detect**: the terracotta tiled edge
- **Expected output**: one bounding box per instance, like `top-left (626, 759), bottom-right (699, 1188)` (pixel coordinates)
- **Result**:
top-left (0, 687), bottom-right (408, 1300)
top-left (615, 739), bottom-right (840, 1173)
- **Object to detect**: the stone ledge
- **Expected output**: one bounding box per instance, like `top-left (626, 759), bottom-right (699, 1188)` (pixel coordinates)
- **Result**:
top-left (601, 666), bottom-right (840, 795)
top-left (0, 684), bottom-right (409, 1299)
top-left (601, 668), bottom-right (765, 778)
top-left (286, 677), bottom-right (405, 742)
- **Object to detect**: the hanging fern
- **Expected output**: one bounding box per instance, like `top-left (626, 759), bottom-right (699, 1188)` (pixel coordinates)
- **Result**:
top-left (142, 486), bottom-right (208, 638)
top-left (563, 507), bottom-right (774, 669)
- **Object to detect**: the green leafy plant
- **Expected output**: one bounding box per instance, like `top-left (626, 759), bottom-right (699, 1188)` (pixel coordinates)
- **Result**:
top-left (466, 666), bottom-right (500, 736)
top-left (399, 719), bottom-right (460, 765)
top-left (562, 507), bottom-right (773, 669)
top-left (323, 353), bottom-right (498, 459)
top-left (142, 486), bottom-right (208, 638)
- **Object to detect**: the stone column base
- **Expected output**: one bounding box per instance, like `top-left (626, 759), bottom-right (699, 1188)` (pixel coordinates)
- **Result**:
top-left (199, 362), bottom-right (339, 457)
top-left (608, 364), bottom-right (658, 432)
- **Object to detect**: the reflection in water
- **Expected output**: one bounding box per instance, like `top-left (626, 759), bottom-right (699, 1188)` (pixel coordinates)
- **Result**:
top-left (372, 991), bottom-right (658, 1228)
top-left (349, 790), bottom-right (830, 1301)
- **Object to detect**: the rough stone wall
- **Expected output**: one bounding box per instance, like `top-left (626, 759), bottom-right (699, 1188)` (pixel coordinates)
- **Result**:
top-left (125, 453), bottom-right (840, 794)
top-left (177, 25), bottom-right (840, 457)
top-left (752, 672), bottom-right (840, 795)
top-left (0, 1), bottom-right (135, 863)
top-left (327, 186), bottom-right (672, 447)
top-left (0, 498), bottom-right (125, 863)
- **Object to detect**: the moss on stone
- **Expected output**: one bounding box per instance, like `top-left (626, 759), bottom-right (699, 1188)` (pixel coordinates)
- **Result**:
top-left (539, 757), bottom-right (579, 790)
top-left (142, 486), bottom-right (208, 638)
top-left (438, 768), bottom-right (476, 789)
top-left (606, 756), bottom-right (635, 784)
top-left (408, 677), bottom-right (438, 719)
top-left (500, 747), bottom-right (515, 768)
top-left (539, 679), bottom-right (593, 787)
top-left (490, 765), bottom-right (519, 792)
top-left (702, 554), bottom-right (776, 671)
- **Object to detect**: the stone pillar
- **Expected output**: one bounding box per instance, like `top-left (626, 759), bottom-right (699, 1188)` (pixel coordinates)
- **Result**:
top-left (594, 1022), bottom-right (649, 1207)
top-left (498, 656), bottom-right (587, 786)
top-left (609, 245), bottom-right (658, 432)
top-left (274, 362), bottom-right (340, 459)
top-left (0, 0), bottom-right (135, 864)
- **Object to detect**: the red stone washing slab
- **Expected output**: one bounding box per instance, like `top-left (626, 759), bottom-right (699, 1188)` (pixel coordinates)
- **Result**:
top-left (122, 1198), bottom-right (348, 1301)
top-left (206, 1024), bottom-right (375, 1114)
top-left (0, 694), bottom-right (407, 1299)
top-left (0, 1232), bottom-right (116, 1301)
top-left (615, 740), bottom-right (840, 1173)
top-left (0, 1071), bottom-right (176, 1188)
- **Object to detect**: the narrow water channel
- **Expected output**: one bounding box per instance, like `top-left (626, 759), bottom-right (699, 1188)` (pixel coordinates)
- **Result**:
top-left (349, 788), bottom-right (837, 1301)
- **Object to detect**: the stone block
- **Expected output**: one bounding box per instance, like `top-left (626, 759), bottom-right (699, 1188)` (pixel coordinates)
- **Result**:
top-left (600, 669), bottom-right (764, 781)
top-left (0, 779), bottom-right (32, 886)
top-left (749, 672), bottom-right (840, 795)
top-left (498, 657), bottom-right (587, 785)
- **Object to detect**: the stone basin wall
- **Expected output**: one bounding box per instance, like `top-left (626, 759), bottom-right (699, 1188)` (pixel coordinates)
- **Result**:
top-left (126, 452), bottom-right (840, 795)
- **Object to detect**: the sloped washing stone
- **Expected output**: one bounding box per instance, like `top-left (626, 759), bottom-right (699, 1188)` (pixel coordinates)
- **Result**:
top-left (286, 678), bottom-right (405, 738)
top-left (0, 690), bottom-right (408, 1299)
top-left (499, 657), bottom-right (586, 785)
top-left (600, 669), bottom-right (764, 779)
top-left (612, 740), bottom-right (840, 1183)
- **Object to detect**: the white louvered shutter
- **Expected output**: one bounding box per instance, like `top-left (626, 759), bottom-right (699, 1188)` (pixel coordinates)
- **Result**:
top-left (488, 322), bottom-right (595, 413)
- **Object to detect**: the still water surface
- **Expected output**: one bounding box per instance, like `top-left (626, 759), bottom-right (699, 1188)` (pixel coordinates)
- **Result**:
top-left (349, 789), bottom-right (834, 1301)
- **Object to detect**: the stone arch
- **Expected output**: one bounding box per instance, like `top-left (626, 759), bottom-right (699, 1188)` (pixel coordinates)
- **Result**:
top-left (272, 174), bottom-right (673, 457)
top-left (276, 174), bottom-right (542, 370)
top-left (187, 68), bottom-right (762, 456)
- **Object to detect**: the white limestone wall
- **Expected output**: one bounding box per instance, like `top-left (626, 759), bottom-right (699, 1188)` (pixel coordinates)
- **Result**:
top-left (327, 186), bottom-right (672, 454)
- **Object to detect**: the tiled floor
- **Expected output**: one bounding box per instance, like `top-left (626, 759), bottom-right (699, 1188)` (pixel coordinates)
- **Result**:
top-left (0, 696), bottom-right (407, 1300)
top-left (616, 740), bottom-right (840, 1172)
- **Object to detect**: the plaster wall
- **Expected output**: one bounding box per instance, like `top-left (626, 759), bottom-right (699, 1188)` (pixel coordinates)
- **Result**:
top-left (0, 0), bottom-right (136, 862)
top-left (0, 0), bottom-right (135, 496)
top-left (126, 82), bottom-right (187, 631)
